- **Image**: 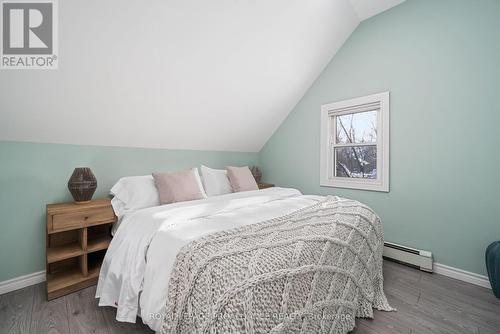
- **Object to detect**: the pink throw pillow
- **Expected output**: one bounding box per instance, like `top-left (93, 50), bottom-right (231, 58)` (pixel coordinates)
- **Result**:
top-left (152, 169), bottom-right (204, 204)
top-left (226, 166), bottom-right (258, 192)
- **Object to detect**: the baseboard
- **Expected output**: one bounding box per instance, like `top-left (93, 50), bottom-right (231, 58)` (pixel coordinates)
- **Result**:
top-left (0, 270), bottom-right (46, 295)
top-left (433, 263), bottom-right (491, 289)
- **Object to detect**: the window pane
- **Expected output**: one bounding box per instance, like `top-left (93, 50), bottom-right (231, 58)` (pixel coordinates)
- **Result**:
top-left (335, 146), bottom-right (377, 179)
top-left (336, 110), bottom-right (377, 144)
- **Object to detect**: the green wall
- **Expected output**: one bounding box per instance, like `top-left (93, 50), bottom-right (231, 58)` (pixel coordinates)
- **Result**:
top-left (260, 0), bottom-right (500, 275)
top-left (0, 141), bottom-right (258, 282)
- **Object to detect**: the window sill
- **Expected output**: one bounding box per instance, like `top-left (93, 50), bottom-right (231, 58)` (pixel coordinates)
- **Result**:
top-left (320, 179), bottom-right (389, 192)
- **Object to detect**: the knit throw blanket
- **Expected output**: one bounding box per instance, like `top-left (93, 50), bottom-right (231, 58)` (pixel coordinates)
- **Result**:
top-left (161, 196), bottom-right (393, 334)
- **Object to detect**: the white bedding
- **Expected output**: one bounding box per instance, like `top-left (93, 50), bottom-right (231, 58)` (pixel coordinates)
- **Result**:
top-left (96, 187), bottom-right (323, 332)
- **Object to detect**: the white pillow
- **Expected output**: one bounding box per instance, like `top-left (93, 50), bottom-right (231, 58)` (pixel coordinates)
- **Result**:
top-left (110, 175), bottom-right (160, 217)
top-left (200, 165), bottom-right (233, 196)
top-left (192, 167), bottom-right (208, 199)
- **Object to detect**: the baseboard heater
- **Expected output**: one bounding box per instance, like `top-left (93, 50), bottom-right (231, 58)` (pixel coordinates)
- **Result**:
top-left (383, 242), bottom-right (433, 272)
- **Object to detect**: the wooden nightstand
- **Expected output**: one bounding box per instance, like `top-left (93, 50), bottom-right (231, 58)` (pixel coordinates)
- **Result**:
top-left (258, 182), bottom-right (275, 189)
top-left (46, 199), bottom-right (116, 300)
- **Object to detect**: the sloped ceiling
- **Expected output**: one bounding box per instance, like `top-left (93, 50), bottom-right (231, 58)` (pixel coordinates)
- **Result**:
top-left (0, 0), bottom-right (405, 152)
top-left (350, 0), bottom-right (405, 20)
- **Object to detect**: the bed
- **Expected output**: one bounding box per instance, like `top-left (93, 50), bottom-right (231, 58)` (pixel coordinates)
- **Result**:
top-left (96, 187), bottom-right (392, 333)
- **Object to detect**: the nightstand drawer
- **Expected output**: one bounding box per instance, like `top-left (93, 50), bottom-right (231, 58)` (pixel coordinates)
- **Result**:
top-left (50, 206), bottom-right (114, 232)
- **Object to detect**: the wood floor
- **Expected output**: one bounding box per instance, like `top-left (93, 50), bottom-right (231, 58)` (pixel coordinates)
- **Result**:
top-left (1, 260), bottom-right (499, 334)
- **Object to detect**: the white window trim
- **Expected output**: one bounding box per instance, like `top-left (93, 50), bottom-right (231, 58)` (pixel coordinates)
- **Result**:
top-left (320, 92), bottom-right (390, 192)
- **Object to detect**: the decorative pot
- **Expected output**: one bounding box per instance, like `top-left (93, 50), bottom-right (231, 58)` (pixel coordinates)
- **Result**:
top-left (250, 166), bottom-right (262, 183)
top-left (486, 241), bottom-right (500, 298)
top-left (68, 167), bottom-right (97, 203)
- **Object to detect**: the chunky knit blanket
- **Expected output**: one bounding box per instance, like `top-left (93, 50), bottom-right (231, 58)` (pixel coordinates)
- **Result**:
top-left (161, 196), bottom-right (393, 334)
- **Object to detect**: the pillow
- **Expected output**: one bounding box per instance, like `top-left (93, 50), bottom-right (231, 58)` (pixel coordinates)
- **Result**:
top-left (199, 165), bottom-right (233, 196)
top-left (110, 175), bottom-right (160, 217)
top-left (153, 168), bottom-right (207, 204)
top-left (226, 166), bottom-right (259, 192)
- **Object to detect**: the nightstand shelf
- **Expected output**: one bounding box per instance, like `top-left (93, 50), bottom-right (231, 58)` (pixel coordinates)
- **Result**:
top-left (47, 241), bottom-right (83, 264)
top-left (88, 235), bottom-right (112, 253)
top-left (47, 263), bottom-right (102, 300)
top-left (46, 199), bottom-right (115, 300)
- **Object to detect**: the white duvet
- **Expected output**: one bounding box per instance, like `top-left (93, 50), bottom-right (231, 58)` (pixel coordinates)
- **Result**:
top-left (96, 187), bottom-right (323, 332)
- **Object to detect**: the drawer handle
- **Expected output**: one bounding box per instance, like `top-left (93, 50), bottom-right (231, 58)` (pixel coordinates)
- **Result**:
top-left (84, 216), bottom-right (89, 220)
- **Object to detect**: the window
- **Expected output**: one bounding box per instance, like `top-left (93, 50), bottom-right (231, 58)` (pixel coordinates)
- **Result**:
top-left (320, 92), bottom-right (389, 192)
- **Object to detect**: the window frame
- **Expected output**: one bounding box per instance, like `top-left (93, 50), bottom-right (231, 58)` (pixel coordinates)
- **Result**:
top-left (320, 92), bottom-right (390, 192)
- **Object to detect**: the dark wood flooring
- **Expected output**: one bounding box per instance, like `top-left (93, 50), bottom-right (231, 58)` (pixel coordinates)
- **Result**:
top-left (1, 260), bottom-right (499, 333)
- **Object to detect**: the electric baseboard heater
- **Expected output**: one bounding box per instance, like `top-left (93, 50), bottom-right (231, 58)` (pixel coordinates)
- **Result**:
top-left (383, 242), bottom-right (433, 272)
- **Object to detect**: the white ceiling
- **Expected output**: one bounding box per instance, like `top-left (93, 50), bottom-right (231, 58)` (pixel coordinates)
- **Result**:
top-left (0, 0), bottom-right (404, 152)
